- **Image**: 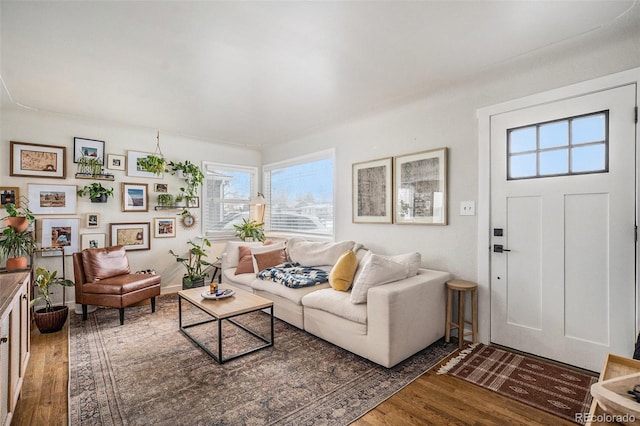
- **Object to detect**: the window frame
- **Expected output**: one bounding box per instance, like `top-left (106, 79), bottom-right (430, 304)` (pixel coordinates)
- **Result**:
top-left (263, 149), bottom-right (335, 240)
top-left (506, 110), bottom-right (609, 180)
top-left (201, 161), bottom-right (258, 240)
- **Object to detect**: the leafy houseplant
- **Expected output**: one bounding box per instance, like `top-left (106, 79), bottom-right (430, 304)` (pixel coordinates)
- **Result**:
top-left (30, 267), bottom-right (75, 333)
top-left (138, 154), bottom-right (167, 176)
top-left (157, 193), bottom-right (174, 206)
top-left (169, 238), bottom-right (215, 289)
top-left (77, 155), bottom-right (103, 177)
top-left (3, 202), bottom-right (35, 232)
top-left (77, 183), bottom-right (114, 203)
top-left (166, 160), bottom-right (204, 205)
top-left (234, 218), bottom-right (266, 242)
top-left (0, 226), bottom-right (36, 270)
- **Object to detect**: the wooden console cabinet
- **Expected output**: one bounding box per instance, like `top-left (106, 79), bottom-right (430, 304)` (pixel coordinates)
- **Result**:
top-left (0, 272), bottom-right (30, 426)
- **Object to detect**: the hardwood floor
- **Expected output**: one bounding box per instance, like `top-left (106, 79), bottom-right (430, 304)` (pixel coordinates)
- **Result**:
top-left (12, 323), bottom-right (575, 425)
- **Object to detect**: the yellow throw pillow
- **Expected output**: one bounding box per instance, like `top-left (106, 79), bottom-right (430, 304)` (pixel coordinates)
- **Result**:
top-left (329, 250), bottom-right (358, 291)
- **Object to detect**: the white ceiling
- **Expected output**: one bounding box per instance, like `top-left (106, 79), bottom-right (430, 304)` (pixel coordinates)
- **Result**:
top-left (1, 1), bottom-right (638, 147)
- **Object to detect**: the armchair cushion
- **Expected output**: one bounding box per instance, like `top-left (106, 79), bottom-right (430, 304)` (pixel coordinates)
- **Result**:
top-left (83, 273), bottom-right (161, 295)
top-left (81, 245), bottom-right (131, 282)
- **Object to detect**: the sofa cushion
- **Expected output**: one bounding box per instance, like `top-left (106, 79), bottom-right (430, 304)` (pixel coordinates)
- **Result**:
top-left (287, 238), bottom-right (355, 267)
top-left (251, 278), bottom-right (330, 305)
top-left (223, 269), bottom-right (256, 287)
top-left (253, 247), bottom-right (288, 272)
top-left (350, 252), bottom-right (421, 304)
top-left (81, 245), bottom-right (131, 282)
top-left (302, 288), bottom-right (367, 324)
top-left (225, 241), bottom-right (265, 268)
top-left (235, 246), bottom-right (256, 275)
top-left (329, 250), bottom-right (358, 291)
top-left (251, 242), bottom-right (286, 272)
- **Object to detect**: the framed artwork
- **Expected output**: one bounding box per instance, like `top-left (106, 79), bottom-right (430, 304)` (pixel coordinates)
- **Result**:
top-left (81, 233), bottom-right (106, 250)
top-left (127, 150), bottom-right (163, 178)
top-left (86, 212), bottom-right (100, 228)
top-left (107, 154), bottom-right (126, 171)
top-left (154, 183), bottom-right (168, 193)
top-left (40, 218), bottom-right (80, 256)
top-left (352, 157), bottom-right (393, 224)
top-left (0, 187), bottom-right (19, 208)
top-left (10, 141), bottom-right (66, 179)
top-left (110, 222), bottom-right (151, 251)
top-left (121, 182), bottom-right (149, 212)
top-left (73, 137), bottom-right (105, 164)
top-left (394, 148), bottom-right (448, 225)
top-left (187, 197), bottom-right (199, 208)
top-left (28, 184), bottom-right (77, 214)
top-left (154, 217), bottom-right (176, 238)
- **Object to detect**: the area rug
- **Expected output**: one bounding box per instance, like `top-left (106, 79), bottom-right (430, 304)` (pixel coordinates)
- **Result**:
top-left (69, 294), bottom-right (457, 425)
top-left (439, 343), bottom-right (597, 424)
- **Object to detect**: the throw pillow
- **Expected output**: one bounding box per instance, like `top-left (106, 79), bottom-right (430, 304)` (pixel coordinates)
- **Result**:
top-left (225, 241), bottom-right (264, 268)
top-left (287, 238), bottom-right (355, 266)
top-left (329, 250), bottom-right (358, 291)
top-left (234, 246), bottom-right (256, 275)
top-left (350, 253), bottom-right (412, 304)
top-left (253, 248), bottom-right (288, 272)
top-left (250, 241), bottom-right (285, 272)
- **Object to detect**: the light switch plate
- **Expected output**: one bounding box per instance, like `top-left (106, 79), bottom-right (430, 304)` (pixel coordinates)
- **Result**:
top-left (460, 200), bottom-right (476, 216)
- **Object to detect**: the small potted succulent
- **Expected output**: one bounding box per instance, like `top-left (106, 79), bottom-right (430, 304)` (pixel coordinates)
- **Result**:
top-left (169, 238), bottom-right (214, 289)
top-left (30, 267), bottom-right (75, 333)
top-left (77, 183), bottom-right (114, 203)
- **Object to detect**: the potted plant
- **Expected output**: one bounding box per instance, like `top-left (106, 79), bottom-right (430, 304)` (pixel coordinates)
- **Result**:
top-left (138, 154), bottom-right (167, 176)
top-left (30, 266), bottom-right (75, 333)
top-left (3, 202), bottom-right (35, 232)
top-left (169, 238), bottom-right (214, 289)
top-left (77, 155), bottom-right (103, 177)
top-left (157, 193), bottom-right (174, 206)
top-left (0, 225), bottom-right (36, 270)
top-left (174, 194), bottom-right (187, 208)
top-left (234, 218), bottom-right (266, 242)
top-left (77, 183), bottom-right (114, 203)
top-left (166, 160), bottom-right (204, 205)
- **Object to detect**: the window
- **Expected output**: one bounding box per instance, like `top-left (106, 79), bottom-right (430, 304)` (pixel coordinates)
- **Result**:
top-left (507, 111), bottom-right (608, 180)
top-left (263, 150), bottom-right (334, 237)
top-left (202, 162), bottom-right (257, 239)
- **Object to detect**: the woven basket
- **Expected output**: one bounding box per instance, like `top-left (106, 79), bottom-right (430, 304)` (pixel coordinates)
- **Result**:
top-left (34, 305), bottom-right (69, 334)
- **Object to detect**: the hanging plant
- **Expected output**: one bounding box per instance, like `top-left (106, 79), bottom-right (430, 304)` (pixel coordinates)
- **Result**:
top-left (77, 183), bottom-right (114, 203)
top-left (166, 160), bottom-right (204, 204)
top-left (138, 154), bottom-right (166, 175)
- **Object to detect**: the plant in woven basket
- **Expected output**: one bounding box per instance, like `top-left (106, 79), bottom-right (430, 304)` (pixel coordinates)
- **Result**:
top-left (30, 267), bottom-right (75, 333)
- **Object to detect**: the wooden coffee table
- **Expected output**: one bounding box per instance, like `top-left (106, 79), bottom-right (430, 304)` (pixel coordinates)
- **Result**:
top-left (178, 284), bottom-right (274, 363)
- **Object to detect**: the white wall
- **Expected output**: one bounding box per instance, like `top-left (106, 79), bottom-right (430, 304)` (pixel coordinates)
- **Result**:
top-left (1, 109), bottom-right (260, 303)
top-left (261, 24), bottom-right (640, 341)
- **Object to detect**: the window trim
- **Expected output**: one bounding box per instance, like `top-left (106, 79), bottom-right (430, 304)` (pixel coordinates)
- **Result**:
top-left (263, 148), bottom-right (335, 240)
top-left (201, 161), bottom-right (258, 240)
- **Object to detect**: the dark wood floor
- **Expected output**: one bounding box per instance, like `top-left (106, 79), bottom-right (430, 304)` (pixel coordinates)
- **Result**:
top-left (12, 320), bottom-right (575, 426)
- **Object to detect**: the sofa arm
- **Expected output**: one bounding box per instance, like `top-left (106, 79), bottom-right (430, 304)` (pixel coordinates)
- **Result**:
top-left (366, 268), bottom-right (451, 367)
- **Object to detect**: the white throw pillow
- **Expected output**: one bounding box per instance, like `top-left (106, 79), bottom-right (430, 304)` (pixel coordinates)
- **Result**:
top-left (350, 252), bottom-right (422, 304)
top-left (287, 238), bottom-right (355, 267)
top-left (225, 241), bottom-right (264, 268)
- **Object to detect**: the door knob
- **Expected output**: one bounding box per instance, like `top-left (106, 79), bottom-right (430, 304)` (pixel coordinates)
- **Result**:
top-left (493, 244), bottom-right (511, 253)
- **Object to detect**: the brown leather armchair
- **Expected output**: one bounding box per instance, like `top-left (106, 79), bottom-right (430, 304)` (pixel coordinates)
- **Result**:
top-left (73, 245), bottom-right (161, 325)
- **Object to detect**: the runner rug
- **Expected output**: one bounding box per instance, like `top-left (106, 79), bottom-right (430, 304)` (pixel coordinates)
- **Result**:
top-left (69, 294), bottom-right (457, 425)
top-left (439, 343), bottom-right (597, 424)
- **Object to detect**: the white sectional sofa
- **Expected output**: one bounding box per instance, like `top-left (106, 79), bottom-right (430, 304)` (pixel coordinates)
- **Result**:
top-left (220, 238), bottom-right (451, 368)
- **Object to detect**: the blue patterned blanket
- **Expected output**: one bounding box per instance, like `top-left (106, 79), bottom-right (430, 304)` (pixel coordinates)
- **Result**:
top-left (257, 262), bottom-right (329, 288)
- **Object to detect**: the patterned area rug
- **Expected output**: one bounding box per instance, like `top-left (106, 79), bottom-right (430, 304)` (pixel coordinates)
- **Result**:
top-left (69, 294), bottom-right (456, 425)
top-left (441, 344), bottom-right (597, 424)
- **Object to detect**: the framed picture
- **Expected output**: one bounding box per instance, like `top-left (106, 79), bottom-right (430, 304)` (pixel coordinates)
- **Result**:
top-left (28, 184), bottom-right (77, 214)
top-left (86, 212), bottom-right (100, 228)
top-left (127, 150), bottom-right (163, 178)
top-left (40, 218), bottom-right (80, 256)
top-left (81, 233), bottom-right (106, 250)
top-left (154, 183), bottom-right (168, 193)
top-left (10, 141), bottom-right (66, 179)
top-left (107, 154), bottom-right (126, 171)
top-left (0, 187), bottom-right (19, 208)
top-left (352, 157), bottom-right (393, 224)
top-left (154, 217), bottom-right (176, 238)
top-left (121, 183), bottom-right (148, 212)
top-left (187, 197), bottom-right (199, 208)
top-left (110, 222), bottom-right (150, 251)
top-left (394, 148), bottom-right (448, 225)
top-left (74, 137), bottom-right (105, 164)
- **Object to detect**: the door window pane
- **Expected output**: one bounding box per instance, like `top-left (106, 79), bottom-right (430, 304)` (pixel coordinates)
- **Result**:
top-left (539, 121), bottom-right (568, 149)
top-left (539, 149), bottom-right (568, 175)
top-left (509, 127), bottom-right (536, 153)
top-left (572, 113), bottom-right (606, 145)
top-left (572, 144), bottom-right (606, 173)
top-left (509, 153), bottom-right (537, 179)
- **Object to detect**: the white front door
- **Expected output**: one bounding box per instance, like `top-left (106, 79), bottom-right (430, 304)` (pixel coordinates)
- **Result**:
top-left (490, 84), bottom-right (637, 372)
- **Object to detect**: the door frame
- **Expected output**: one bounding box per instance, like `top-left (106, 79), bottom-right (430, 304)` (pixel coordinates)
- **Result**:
top-left (477, 67), bottom-right (640, 346)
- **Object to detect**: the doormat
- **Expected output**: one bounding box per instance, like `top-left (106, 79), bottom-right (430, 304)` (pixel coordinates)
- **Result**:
top-left (438, 344), bottom-right (597, 424)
